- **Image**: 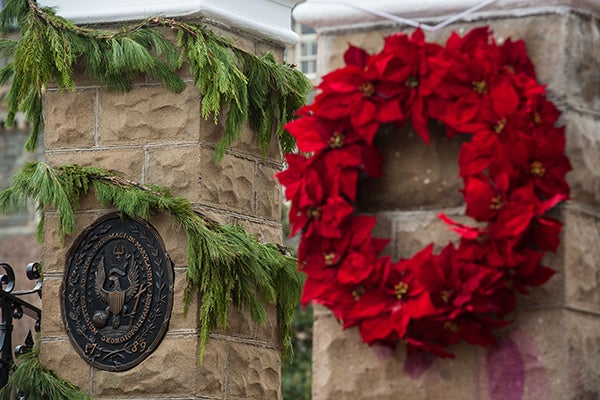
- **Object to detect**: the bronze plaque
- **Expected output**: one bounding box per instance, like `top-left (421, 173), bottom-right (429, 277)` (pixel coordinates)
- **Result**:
top-left (62, 213), bottom-right (174, 371)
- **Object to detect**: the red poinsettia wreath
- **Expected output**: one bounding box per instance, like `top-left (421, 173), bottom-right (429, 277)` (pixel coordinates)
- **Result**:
top-left (277, 27), bottom-right (571, 358)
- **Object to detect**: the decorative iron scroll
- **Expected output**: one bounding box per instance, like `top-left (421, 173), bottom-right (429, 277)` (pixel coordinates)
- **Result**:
top-left (0, 262), bottom-right (42, 388)
top-left (63, 213), bottom-right (174, 371)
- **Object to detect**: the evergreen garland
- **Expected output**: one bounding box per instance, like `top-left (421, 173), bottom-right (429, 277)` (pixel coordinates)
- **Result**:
top-left (0, 161), bottom-right (303, 362)
top-left (0, 347), bottom-right (91, 400)
top-left (0, 0), bottom-right (311, 158)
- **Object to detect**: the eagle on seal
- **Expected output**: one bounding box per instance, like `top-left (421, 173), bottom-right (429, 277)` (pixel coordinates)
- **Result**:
top-left (94, 255), bottom-right (140, 329)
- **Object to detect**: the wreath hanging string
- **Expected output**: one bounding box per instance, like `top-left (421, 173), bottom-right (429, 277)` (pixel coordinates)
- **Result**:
top-left (277, 27), bottom-right (571, 357)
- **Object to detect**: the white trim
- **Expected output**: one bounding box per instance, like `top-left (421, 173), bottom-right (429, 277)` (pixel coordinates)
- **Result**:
top-left (38, 0), bottom-right (301, 45)
top-left (293, 0), bottom-right (600, 30)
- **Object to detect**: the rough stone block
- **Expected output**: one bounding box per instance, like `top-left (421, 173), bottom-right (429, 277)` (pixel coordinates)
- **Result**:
top-left (40, 276), bottom-right (66, 338)
top-left (150, 212), bottom-right (189, 268)
top-left (45, 148), bottom-right (144, 183)
top-left (564, 111), bottom-right (600, 206)
top-left (222, 305), bottom-right (255, 340)
top-left (42, 212), bottom-right (103, 275)
top-left (235, 220), bottom-right (282, 245)
top-left (169, 269), bottom-right (198, 332)
top-left (145, 144), bottom-right (201, 202)
top-left (40, 338), bottom-right (91, 393)
top-left (92, 335), bottom-right (198, 397)
top-left (390, 208), bottom-right (468, 260)
top-left (565, 12), bottom-right (600, 111)
top-left (201, 120), bottom-right (284, 164)
top-left (208, 24), bottom-right (256, 55)
top-left (196, 337), bottom-right (227, 398)
top-left (98, 85), bottom-right (200, 146)
top-left (255, 41), bottom-right (285, 63)
top-left (255, 164), bottom-right (281, 221)
top-left (566, 311), bottom-right (600, 399)
top-left (356, 123), bottom-right (466, 211)
top-left (311, 309), bottom-right (480, 400)
top-left (506, 308), bottom-right (571, 400)
top-left (76, 187), bottom-right (114, 211)
top-left (253, 302), bottom-right (279, 344)
top-left (198, 148), bottom-right (255, 213)
top-left (44, 89), bottom-right (96, 150)
top-left (227, 342), bottom-right (281, 400)
top-left (317, 27), bottom-right (394, 73)
top-left (562, 205), bottom-right (600, 312)
top-left (193, 205), bottom-right (233, 227)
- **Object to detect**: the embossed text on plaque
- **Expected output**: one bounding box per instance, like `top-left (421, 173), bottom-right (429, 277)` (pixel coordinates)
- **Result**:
top-left (62, 213), bottom-right (174, 371)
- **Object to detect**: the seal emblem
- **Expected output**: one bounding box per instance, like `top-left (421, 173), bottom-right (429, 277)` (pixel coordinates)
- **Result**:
top-left (62, 213), bottom-right (174, 371)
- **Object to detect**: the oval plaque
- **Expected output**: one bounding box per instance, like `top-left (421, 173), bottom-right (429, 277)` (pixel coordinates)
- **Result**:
top-left (62, 213), bottom-right (174, 371)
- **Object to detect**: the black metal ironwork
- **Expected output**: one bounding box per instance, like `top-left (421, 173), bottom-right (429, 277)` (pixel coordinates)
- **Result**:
top-left (63, 213), bottom-right (174, 371)
top-left (0, 262), bottom-right (42, 388)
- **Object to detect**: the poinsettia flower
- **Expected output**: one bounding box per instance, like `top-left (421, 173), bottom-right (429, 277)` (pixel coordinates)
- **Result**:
top-left (463, 172), bottom-right (510, 222)
top-left (508, 248), bottom-right (556, 293)
top-left (406, 314), bottom-right (509, 355)
top-left (285, 113), bottom-right (360, 154)
top-left (276, 153), bottom-right (312, 201)
top-left (348, 248), bottom-right (440, 340)
top-left (298, 216), bottom-right (388, 283)
top-left (519, 126), bottom-right (572, 198)
top-left (288, 169), bottom-right (354, 237)
top-left (528, 215), bottom-right (563, 253)
top-left (433, 28), bottom-right (521, 135)
top-left (438, 214), bottom-right (524, 268)
top-left (525, 95), bottom-right (561, 131)
top-left (371, 29), bottom-right (449, 142)
top-left (301, 277), bottom-right (358, 321)
top-left (499, 38), bottom-right (536, 78)
top-left (315, 52), bottom-right (405, 142)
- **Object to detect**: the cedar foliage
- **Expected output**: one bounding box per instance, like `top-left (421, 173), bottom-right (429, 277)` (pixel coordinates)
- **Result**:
top-left (0, 0), bottom-right (311, 158)
top-left (0, 347), bottom-right (91, 400)
top-left (0, 161), bottom-right (303, 362)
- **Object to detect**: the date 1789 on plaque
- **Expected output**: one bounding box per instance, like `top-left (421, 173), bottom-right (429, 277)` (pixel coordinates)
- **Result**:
top-left (62, 213), bottom-right (174, 371)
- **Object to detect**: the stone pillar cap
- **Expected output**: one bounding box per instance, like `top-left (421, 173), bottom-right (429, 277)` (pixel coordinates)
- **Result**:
top-left (294, 0), bottom-right (600, 30)
top-left (39, 0), bottom-right (301, 45)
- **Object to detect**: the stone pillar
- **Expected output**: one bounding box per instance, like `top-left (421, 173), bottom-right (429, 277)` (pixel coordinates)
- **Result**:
top-left (39, 2), bottom-right (298, 398)
top-left (294, 1), bottom-right (600, 399)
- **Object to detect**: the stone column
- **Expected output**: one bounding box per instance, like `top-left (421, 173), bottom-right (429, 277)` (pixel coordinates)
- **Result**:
top-left (294, 1), bottom-right (600, 399)
top-left (39, 1), bottom-right (298, 398)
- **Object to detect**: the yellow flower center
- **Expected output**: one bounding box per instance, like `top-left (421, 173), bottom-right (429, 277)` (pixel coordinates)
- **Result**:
top-left (531, 160), bottom-right (546, 177)
top-left (394, 282), bottom-right (409, 299)
top-left (359, 82), bottom-right (375, 97)
top-left (352, 287), bottom-right (365, 301)
top-left (440, 290), bottom-right (452, 303)
top-left (307, 207), bottom-right (321, 220)
top-left (494, 118), bottom-right (507, 134)
top-left (533, 112), bottom-right (542, 125)
top-left (405, 76), bottom-right (419, 88)
top-left (490, 195), bottom-right (503, 210)
top-left (329, 132), bottom-right (345, 148)
top-left (472, 80), bottom-right (488, 94)
top-left (443, 321), bottom-right (460, 332)
top-left (324, 252), bottom-right (336, 266)
top-left (476, 234), bottom-right (489, 244)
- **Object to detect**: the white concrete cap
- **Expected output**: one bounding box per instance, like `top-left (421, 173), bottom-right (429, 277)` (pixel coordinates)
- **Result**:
top-left (38, 0), bottom-right (302, 45)
top-left (293, 0), bottom-right (600, 30)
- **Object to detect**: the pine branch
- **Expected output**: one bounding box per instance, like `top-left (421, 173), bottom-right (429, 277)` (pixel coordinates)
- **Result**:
top-left (0, 1), bottom-right (310, 158)
top-left (0, 346), bottom-right (91, 400)
top-left (0, 161), bottom-right (303, 362)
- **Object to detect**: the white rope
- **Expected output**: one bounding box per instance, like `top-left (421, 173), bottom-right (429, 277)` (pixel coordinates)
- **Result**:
top-left (308, 0), bottom-right (497, 31)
